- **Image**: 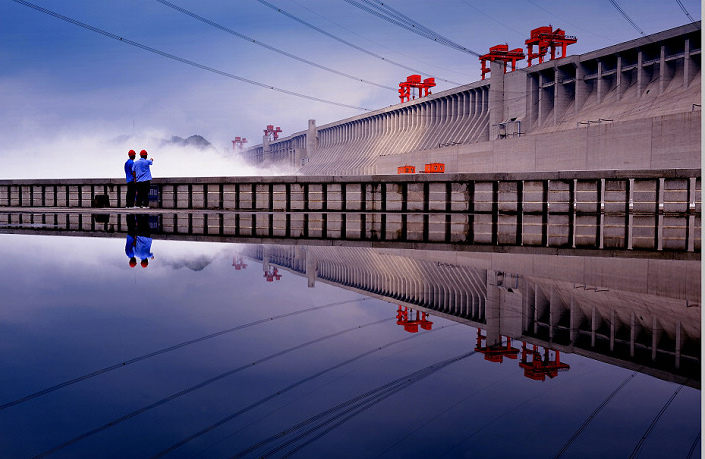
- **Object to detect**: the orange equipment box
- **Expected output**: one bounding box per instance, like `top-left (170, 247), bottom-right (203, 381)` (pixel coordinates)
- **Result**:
top-left (424, 163), bottom-right (445, 173)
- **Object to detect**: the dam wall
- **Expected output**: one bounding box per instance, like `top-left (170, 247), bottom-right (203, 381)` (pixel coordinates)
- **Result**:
top-left (241, 22), bottom-right (701, 176)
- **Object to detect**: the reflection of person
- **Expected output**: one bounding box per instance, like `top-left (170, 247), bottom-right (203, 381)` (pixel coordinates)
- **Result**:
top-left (134, 214), bottom-right (154, 268)
top-left (125, 214), bottom-right (137, 267)
top-left (124, 150), bottom-right (136, 208)
top-left (132, 149), bottom-right (154, 209)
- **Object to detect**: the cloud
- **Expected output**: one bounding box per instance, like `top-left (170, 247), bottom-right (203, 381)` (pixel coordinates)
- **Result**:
top-left (0, 129), bottom-right (293, 179)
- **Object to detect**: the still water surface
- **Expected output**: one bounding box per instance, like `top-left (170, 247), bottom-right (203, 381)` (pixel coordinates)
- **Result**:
top-left (0, 233), bottom-right (700, 458)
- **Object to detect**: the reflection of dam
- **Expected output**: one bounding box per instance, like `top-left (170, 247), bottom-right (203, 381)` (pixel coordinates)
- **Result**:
top-left (1, 211), bottom-right (699, 386)
top-left (238, 244), bottom-right (700, 387)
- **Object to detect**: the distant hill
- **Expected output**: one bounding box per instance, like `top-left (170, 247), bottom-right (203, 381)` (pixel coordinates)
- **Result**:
top-left (163, 135), bottom-right (214, 150)
top-left (112, 134), bottom-right (216, 150)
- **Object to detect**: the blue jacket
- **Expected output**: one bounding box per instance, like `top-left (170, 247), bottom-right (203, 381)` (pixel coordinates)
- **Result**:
top-left (132, 158), bottom-right (153, 182)
top-left (124, 159), bottom-right (135, 183)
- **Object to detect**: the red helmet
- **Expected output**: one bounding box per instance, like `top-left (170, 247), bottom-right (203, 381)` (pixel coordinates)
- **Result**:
top-left (129, 258), bottom-right (137, 268)
top-left (140, 149), bottom-right (148, 157)
top-left (128, 150), bottom-right (136, 156)
top-left (141, 259), bottom-right (149, 268)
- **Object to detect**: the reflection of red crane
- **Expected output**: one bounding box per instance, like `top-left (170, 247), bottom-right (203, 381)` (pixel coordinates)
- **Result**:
top-left (525, 26), bottom-right (577, 67)
top-left (232, 257), bottom-right (247, 270)
top-left (479, 44), bottom-right (525, 80)
top-left (263, 265), bottom-right (282, 282)
top-left (396, 306), bottom-right (433, 333)
top-left (232, 136), bottom-right (248, 151)
top-left (519, 342), bottom-right (570, 381)
top-left (474, 329), bottom-right (519, 363)
top-left (263, 125), bottom-right (282, 141)
top-left (398, 75), bottom-right (436, 103)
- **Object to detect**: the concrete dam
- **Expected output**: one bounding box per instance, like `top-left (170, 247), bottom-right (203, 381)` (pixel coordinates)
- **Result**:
top-left (241, 22), bottom-right (701, 176)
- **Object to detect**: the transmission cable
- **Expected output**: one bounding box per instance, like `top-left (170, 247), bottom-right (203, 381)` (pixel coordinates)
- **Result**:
top-left (254, 0), bottom-right (462, 86)
top-left (460, 1), bottom-right (526, 39)
top-left (291, 0), bottom-right (473, 79)
top-left (343, 0), bottom-right (482, 57)
top-left (11, 0), bottom-right (372, 112)
top-left (609, 0), bottom-right (645, 36)
top-left (155, 0), bottom-right (395, 91)
top-left (526, 0), bottom-right (614, 42)
top-left (0, 298), bottom-right (364, 411)
top-left (30, 317), bottom-right (392, 459)
top-left (676, 0), bottom-right (696, 22)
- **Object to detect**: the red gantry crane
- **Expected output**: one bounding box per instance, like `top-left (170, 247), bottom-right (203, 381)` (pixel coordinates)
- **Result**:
top-left (525, 26), bottom-right (577, 67)
top-left (479, 44), bottom-right (525, 80)
top-left (398, 75), bottom-right (436, 103)
top-left (263, 125), bottom-right (282, 141)
top-left (232, 136), bottom-right (248, 151)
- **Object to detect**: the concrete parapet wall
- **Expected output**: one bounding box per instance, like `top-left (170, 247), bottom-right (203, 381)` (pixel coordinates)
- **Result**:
top-left (1, 170), bottom-right (699, 253)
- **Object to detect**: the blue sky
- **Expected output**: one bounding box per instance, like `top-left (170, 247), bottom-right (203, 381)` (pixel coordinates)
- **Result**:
top-left (0, 0), bottom-right (700, 178)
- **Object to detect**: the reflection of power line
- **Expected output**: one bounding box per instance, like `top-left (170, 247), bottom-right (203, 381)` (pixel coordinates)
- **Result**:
top-left (153, 323), bottom-right (458, 458)
top-left (344, 0), bottom-right (482, 57)
top-left (0, 298), bottom-right (363, 411)
top-left (232, 350), bottom-right (477, 458)
top-left (553, 372), bottom-right (637, 459)
top-left (155, 0), bottom-right (396, 91)
top-left (686, 432), bottom-right (701, 459)
top-left (628, 384), bottom-right (684, 459)
top-left (30, 318), bottom-right (392, 459)
top-left (440, 367), bottom-right (592, 458)
top-left (10, 0), bottom-right (373, 112)
top-left (255, 0), bottom-right (462, 86)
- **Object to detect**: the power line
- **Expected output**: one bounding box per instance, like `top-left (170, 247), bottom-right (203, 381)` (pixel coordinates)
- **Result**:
top-left (291, 0), bottom-right (473, 79)
top-left (676, 0), bottom-right (696, 22)
top-left (254, 0), bottom-right (462, 86)
top-left (343, 0), bottom-right (482, 57)
top-left (10, 0), bottom-right (373, 112)
top-left (609, 0), bottom-right (645, 36)
top-left (155, 0), bottom-right (396, 91)
top-left (526, 0), bottom-right (614, 42)
top-left (460, 1), bottom-right (526, 40)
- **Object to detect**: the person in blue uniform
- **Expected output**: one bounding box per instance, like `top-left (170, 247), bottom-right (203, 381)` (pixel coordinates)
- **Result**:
top-left (124, 150), bottom-right (136, 208)
top-left (132, 150), bottom-right (154, 208)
